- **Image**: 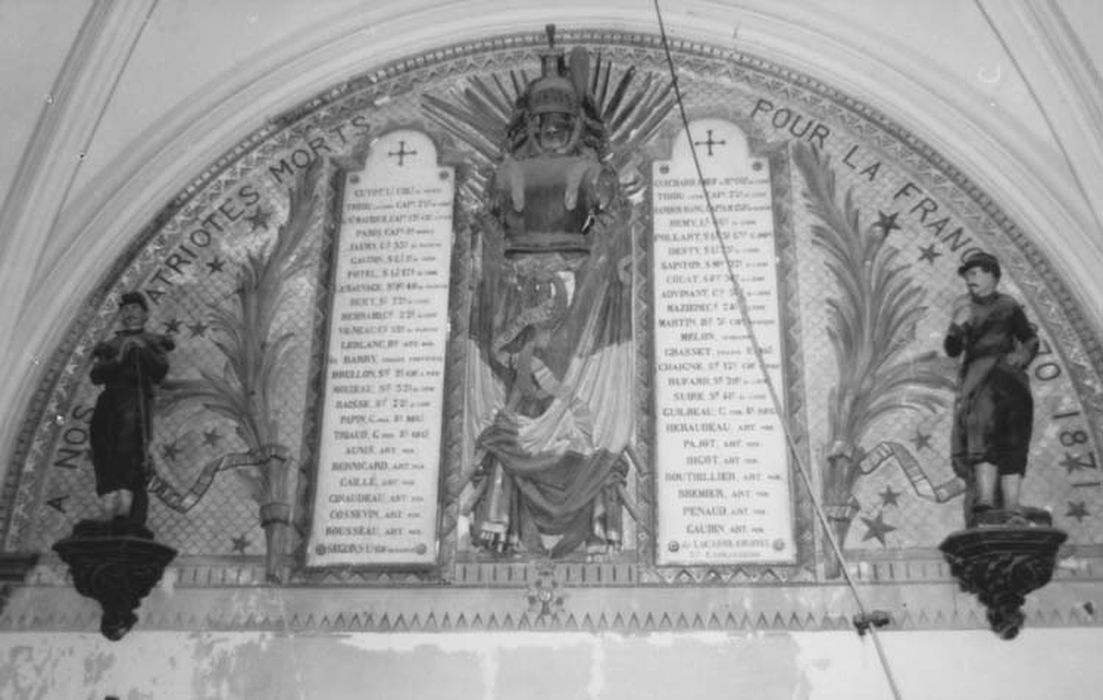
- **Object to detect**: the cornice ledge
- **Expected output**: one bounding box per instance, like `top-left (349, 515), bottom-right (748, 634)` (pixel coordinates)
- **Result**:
top-left (1, 577), bottom-right (1099, 634)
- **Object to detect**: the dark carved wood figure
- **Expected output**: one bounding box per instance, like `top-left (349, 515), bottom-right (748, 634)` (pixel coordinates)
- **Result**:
top-left (939, 251), bottom-right (1066, 639)
top-left (89, 291), bottom-right (174, 528)
top-left (53, 291), bottom-right (177, 640)
top-left (945, 251), bottom-right (1039, 528)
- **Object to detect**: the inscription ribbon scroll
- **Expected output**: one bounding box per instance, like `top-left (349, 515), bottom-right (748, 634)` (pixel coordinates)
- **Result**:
top-left (859, 441), bottom-right (966, 503)
top-left (147, 445), bottom-right (290, 513)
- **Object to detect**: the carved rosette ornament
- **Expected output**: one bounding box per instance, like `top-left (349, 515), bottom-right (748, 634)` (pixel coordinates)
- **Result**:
top-left (525, 564), bottom-right (566, 618)
top-left (939, 522), bottom-right (1066, 640)
top-left (53, 520), bottom-right (177, 640)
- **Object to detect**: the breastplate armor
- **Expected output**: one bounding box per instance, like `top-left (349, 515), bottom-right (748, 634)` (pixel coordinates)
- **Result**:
top-left (496, 155), bottom-right (599, 257)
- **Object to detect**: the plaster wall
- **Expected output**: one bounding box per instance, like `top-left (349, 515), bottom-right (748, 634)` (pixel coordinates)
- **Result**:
top-left (2, 628), bottom-right (1103, 699)
top-left (1, 2), bottom-right (1102, 698)
top-left (0, 0), bottom-right (92, 203)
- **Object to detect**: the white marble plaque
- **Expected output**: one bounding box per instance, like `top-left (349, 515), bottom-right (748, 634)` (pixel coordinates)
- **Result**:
top-left (652, 119), bottom-right (795, 566)
top-left (307, 130), bottom-right (454, 567)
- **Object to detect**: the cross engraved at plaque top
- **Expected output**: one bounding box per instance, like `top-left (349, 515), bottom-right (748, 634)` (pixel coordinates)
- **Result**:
top-left (388, 140), bottom-right (418, 166)
top-left (694, 129), bottom-right (727, 157)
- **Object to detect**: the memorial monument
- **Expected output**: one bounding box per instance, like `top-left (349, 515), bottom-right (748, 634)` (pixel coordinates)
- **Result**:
top-left (1, 25), bottom-right (1097, 642)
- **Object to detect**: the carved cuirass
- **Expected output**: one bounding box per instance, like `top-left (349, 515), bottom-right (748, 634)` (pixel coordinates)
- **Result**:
top-left (495, 154), bottom-right (606, 256)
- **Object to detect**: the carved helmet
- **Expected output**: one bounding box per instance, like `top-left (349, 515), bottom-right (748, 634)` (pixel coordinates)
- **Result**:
top-left (529, 26), bottom-right (582, 116)
top-left (520, 25), bottom-right (589, 153)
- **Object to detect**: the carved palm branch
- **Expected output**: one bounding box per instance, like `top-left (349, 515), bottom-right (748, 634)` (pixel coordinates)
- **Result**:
top-left (421, 50), bottom-right (674, 206)
top-left (160, 160), bottom-right (322, 503)
top-left (792, 142), bottom-right (955, 463)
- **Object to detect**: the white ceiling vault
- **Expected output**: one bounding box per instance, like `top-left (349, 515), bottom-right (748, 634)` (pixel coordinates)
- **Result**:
top-left (0, 0), bottom-right (1100, 479)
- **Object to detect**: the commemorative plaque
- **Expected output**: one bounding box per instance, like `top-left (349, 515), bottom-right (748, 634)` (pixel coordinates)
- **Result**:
top-left (652, 119), bottom-right (796, 566)
top-left (308, 130), bottom-right (454, 566)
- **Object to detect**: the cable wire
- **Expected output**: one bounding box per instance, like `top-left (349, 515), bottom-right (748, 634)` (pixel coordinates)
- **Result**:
top-left (650, 2), bottom-right (904, 697)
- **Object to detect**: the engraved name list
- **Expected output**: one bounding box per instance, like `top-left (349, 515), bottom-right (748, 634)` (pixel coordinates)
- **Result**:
top-left (652, 120), bottom-right (796, 566)
top-left (308, 131), bottom-right (454, 567)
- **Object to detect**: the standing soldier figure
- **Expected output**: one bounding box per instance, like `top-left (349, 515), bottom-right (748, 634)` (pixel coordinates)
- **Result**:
top-left (945, 251), bottom-right (1039, 527)
top-left (89, 291), bottom-right (174, 530)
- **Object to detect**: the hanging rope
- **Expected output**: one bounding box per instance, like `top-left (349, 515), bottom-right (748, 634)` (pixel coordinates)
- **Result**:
top-left (650, 2), bottom-right (904, 698)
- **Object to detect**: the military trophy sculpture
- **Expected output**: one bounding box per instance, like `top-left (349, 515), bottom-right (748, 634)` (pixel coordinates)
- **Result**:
top-left (457, 26), bottom-right (648, 559)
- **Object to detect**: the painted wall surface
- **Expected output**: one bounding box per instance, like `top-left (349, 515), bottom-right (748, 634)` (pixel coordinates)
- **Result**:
top-left (7, 17), bottom-right (1100, 576)
top-left (2, 2), bottom-right (1103, 699)
top-left (5, 1), bottom-right (1103, 483)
